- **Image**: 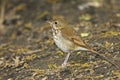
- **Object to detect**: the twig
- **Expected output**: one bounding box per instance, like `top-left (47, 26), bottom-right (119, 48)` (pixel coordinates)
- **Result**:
top-left (23, 49), bottom-right (42, 55)
top-left (0, 0), bottom-right (6, 29)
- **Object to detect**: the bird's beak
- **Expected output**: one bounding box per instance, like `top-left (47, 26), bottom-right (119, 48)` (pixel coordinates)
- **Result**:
top-left (47, 21), bottom-right (52, 25)
top-left (47, 21), bottom-right (53, 28)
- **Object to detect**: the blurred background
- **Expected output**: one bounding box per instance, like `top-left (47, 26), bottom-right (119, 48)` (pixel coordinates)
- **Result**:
top-left (0, 0), bottom-right (120, 80)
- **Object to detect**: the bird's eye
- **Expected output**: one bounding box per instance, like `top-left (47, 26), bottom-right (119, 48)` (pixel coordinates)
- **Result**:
top-left (55, 21), bottom-right (57, 24)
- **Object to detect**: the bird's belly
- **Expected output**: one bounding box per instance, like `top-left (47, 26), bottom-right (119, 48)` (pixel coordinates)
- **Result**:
top-left (53, 34), bottom-right (74, 53)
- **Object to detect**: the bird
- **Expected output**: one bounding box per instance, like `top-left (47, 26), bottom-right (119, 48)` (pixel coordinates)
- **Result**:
top-left (47, 16), bottom-right (119, 69)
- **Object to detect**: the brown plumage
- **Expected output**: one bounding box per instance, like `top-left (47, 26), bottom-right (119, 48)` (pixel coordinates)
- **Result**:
top-left (48, 16), bottom-right (120, 69)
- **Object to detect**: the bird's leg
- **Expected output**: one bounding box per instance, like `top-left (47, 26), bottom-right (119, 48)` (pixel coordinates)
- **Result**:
top-left (62, 52), bottom-right (71, 68)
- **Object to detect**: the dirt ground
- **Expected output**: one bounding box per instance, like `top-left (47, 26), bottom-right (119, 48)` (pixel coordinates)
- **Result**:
top-left (0, 0), bottom-right (120, 80)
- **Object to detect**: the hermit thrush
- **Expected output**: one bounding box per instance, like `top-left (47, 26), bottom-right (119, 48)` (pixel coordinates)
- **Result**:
top-left (47, 16), bottom-right (119, 69)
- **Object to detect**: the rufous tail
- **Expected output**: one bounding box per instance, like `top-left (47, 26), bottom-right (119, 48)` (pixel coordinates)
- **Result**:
top-left (88, 49), bottom-right (120, 69)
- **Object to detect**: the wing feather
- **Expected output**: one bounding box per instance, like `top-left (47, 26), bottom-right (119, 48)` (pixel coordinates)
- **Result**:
top-left (61, 25), bottom-right (89, 49)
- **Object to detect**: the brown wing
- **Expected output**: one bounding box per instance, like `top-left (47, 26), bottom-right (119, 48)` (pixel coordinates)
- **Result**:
top-left (72, 36), bottom-right (89, 49)
top-left (61, 24), bottom-right (89, 49)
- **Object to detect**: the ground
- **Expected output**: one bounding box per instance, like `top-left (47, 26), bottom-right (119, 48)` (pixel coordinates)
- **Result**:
top-left (0, 0), bottom-right (120, 80)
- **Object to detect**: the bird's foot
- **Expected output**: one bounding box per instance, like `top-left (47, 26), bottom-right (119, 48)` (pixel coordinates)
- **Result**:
top-left (61, 62), bottom-right (67, 68)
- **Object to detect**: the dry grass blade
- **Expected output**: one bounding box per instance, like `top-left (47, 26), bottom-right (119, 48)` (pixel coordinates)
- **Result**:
top-left (0, 0), bottom-right (6, 31)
